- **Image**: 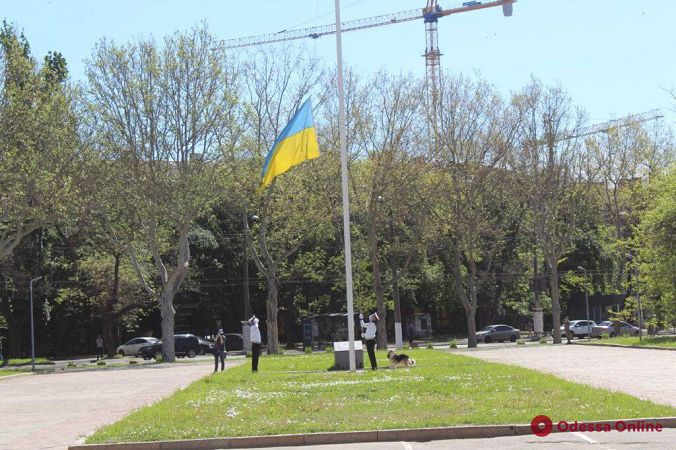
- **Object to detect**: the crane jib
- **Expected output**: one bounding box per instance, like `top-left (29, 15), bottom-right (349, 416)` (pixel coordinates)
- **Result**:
top-left (222, 1), bottom-right (517, 50)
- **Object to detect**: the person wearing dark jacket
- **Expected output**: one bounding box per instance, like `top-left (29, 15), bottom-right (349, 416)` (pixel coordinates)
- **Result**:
top-left (213, 329), bottom-right (226, 372)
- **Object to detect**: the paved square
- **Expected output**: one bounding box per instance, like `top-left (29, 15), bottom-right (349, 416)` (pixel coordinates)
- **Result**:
top-left (0, 360), bottom-right (243, 450)
top-left (461, 344), bottom-right (676, 407)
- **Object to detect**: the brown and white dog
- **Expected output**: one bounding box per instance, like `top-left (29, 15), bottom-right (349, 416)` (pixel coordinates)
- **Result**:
top-left (387, 350), bottom-right (416, 369)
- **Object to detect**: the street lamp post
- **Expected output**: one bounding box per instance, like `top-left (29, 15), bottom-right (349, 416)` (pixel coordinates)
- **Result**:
top-left (29, 276), bottom-right (43, 371)
top-left (577, 267), bottom-right (591, 341)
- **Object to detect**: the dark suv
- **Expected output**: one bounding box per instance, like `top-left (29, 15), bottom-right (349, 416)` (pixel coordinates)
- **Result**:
top-left (139, 334), bottom-right (202, 360)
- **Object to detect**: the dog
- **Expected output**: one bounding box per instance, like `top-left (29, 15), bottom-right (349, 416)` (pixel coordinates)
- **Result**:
top-left (387, 350), bottom-right (416, 369)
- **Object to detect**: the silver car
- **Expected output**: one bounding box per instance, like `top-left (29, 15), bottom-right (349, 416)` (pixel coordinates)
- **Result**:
top-left (476, 324), bottom-right (520, 343)
top-left (592, 321), bottom-right (639, 338)
top-left (116, 337), bottom-right (159, 357)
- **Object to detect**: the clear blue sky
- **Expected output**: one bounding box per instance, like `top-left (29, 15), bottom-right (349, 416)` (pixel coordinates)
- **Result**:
top-left (4, 0), bottom-right (675, 124)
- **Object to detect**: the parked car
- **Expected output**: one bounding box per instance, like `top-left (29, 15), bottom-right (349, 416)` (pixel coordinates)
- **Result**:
top-left (554, 320), bottom-right (597, 339)
top-left (224, 333), bottom-right (244, 352)
top-left (198, 337), bottom-right (214, 355)
top-left (592, 320), bottom-right (640, 338)
top-left (476, 324), bottom-right (520, 343)
top-left (139, 334), bottom-right (202, 360)
top-left (116, 337), bottom-right (158, 357)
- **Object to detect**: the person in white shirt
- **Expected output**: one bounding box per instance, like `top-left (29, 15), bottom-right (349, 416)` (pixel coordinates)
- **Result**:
top-left (360, 312), bottom-right (379, 370)
top-left (249, 315), bottom-right (262, 372)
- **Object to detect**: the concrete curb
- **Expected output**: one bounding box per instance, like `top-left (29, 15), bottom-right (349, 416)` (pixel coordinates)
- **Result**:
top-left (573, 342), bottom-right (676, 351)
top-left (69, 417), bottom-right (676, 450)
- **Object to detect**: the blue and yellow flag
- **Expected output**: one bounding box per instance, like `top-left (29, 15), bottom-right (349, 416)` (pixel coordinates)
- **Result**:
top-left (260, 98), bottom-right (319, 189)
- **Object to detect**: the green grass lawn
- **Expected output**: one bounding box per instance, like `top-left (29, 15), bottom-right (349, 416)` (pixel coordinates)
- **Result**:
top-left (87, 350), bottom-right (676, 444)
top-left (585, 335), bottom-right (676, 348)
top-left (0, 369), bottom-right (31, 376)
top-left (3, 357), bottom-right (54, 366)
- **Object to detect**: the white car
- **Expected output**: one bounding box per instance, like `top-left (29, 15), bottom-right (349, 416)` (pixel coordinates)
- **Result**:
top-left (116, 337), bottom-right (159, 357)
top-left (553, 320), bottom-right (597, 339)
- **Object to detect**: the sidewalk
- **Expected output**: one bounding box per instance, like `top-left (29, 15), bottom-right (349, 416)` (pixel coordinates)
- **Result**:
top-left (0, 359), bottom-right (244, 450)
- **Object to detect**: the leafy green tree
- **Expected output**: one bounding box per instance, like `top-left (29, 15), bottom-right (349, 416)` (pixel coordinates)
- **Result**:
top-left (0, 22), bottom-right (78, 260)
top-left (0, 22), bottom-right (79, 357)
top-left (83, 25), bottom-right (241, 361)
top-left (637, 165), bottom-right (676, 328)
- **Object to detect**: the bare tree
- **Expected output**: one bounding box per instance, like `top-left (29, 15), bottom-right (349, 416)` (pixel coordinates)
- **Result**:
top-left (349, 72), bottom-right (426, 349)
top-left (433, 74), bottom-right (520, 348)
top-left (84, 25), bottom-right (241, 361)
top-left (512, 80), bottom-right (589, 344)
top-left (238, 46), bottom-right (326, 354)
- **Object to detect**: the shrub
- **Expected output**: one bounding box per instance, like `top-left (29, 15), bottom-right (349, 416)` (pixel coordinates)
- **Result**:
top-left (66, 361), bottom-right (76, 368)
top-left (539, 337), bottom-right (548, 344)
top-left (304, 347), bottom-right (313, 354)
top-left (325, 345), bottom-right (333, 353)
top-left (426, 342), bottom-right (434, 349)
top-left (129, 360), bottom-right (138, 365)
top-left (601, 333), bottom-right (610, 339)
top-left (155, 355), bottom-right (163, 363)
top-left (517, 339), bottom-right (525, 345)
top-left (449, 339), bottom-right (458, 349)
top-left (96, 361), bottom-right (106, 366)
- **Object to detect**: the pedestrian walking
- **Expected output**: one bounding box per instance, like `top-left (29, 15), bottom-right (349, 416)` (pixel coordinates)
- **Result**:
top-left (360, 312), bottom-right (379, 370)
top-left (213, 329), bottom-right (226, 372)
top-left (249, 315), bottom-right (261, 373)
top-left (96, 334), bottom-right (104, 360)
top-left (564, 317), bottom-right (571, 344)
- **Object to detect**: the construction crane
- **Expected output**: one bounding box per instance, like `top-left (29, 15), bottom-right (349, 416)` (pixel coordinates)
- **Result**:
top-left (557, 109), bottom-right (664, 142)
top-left (223, 0), bottom-right (516, 111)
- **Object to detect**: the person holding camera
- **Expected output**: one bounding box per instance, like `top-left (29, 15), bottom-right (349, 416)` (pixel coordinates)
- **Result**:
top-left (213, 329), bottom-right (226, 372)
top-left (360, 312), bottom-right (379, 370)
top-left (249, 315), bottom-right (261, 373)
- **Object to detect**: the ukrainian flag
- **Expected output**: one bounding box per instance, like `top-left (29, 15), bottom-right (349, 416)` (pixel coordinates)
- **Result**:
top-left (260, 98), bottom-right (319, 189)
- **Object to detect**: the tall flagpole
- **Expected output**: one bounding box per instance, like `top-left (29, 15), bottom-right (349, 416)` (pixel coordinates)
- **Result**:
top-left (334, 0), bottom-right (356, 372)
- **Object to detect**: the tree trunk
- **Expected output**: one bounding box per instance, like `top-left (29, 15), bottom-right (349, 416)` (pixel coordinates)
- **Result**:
top-left (266, 269), bottom-right (279, 354)
top-left (465, 304), bottom-right (478, 348)
top-left (103, 253), bottom-right (121, 357)
top-left (102, 312), bottom-right (116, 358)
top-left (160, 289), bottom-right (176, 361)
top-left (451, 245), bottom-right (479, 348)
top-left (548, 255), bottom-right (562, 344)
top-left (0, 297), bottom-right (22, 358)
top-left (6, 315), bottom-right (22, 358)
top-left (391, 266), bottom-right (403, 350)
top-left (369, 221), bottom-right (387, 349)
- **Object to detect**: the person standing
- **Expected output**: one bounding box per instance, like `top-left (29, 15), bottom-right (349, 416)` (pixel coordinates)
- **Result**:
top-left (249, 315), bottom-right (261, 373)
top-left (213, 329), bottom-right (226, 372)
top-left (96, 334), bottom-right (104, 360)
top-left (564, 317), bottom-right (571, 345)
top-left (360, 312), bottom-right (379, 370)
